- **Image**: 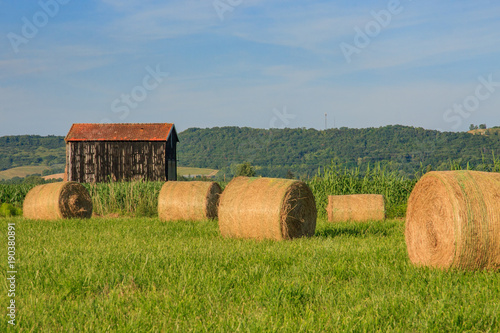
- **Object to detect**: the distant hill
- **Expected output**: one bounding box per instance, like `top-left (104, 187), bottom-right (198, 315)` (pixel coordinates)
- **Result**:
top-left (178, 125), bottom-right (500, 178)
top-left (1, 125), bottom-right (500, 178)
top-left (0, 135), bottom-right (66, 171)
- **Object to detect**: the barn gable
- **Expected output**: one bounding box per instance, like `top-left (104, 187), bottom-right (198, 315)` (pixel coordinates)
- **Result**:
top-left (65, 123), bottom-right (178, 183)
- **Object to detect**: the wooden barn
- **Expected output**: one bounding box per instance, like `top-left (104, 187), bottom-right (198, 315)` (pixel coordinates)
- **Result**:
top-left (65, 123), bottom-right (179, 183)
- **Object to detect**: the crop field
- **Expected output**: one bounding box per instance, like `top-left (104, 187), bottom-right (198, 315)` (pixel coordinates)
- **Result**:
top-left (177, 167), bottom-right (219, 178)
top-left (0, 166), bottom-right (52, 181)
top-left (1, 217), bottom-right (499, 331)
top-left (0, 164), bottom-right (413, 218)
top-left (0, 166), bottom-right (216, 182)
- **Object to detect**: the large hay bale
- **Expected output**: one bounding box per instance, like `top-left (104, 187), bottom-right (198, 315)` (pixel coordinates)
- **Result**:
top-left (158, 181), bottom-right (221, 221)
top-left (405, 170), bottom-right (500, 270)
top-left (23, 182), bottom-right (93, 220)
top-left (327, 194), bottom-right (385, 222)
top-left (218, 177), bottom-right (317, 240)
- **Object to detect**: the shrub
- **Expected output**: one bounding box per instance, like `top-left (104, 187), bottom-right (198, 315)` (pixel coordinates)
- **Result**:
top-left (0, 203), bottom-right (22, 217)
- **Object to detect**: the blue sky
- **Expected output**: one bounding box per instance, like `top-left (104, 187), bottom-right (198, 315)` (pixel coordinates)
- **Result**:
top-left (1, 0), bottom-right (499, 135)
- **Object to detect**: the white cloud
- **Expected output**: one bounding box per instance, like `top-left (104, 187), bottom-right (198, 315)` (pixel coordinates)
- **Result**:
top-left (1, 0), bottom-right (500, 135)
top-left (100, 0), bottom-right (219, 41)
top-left (0, 43), bottom-right (117, 80)
top-left (124, 65), bottom-right (491, 132)
top-left (224, 1), bottom-right (500, 72)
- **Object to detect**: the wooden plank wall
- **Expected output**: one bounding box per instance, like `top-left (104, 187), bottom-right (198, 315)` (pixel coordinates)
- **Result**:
top-left (166, 134), bottom-right (177, 181)
top-left (67, 141), bottom-right (170, 183)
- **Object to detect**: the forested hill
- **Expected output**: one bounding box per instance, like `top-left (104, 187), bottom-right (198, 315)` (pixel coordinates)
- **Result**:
top-left (177, 125), bottom-right (500, 178)
top-left (1, 125), bottom-right (499, 178)
top-left (0, 135), bottom-right (66, 171)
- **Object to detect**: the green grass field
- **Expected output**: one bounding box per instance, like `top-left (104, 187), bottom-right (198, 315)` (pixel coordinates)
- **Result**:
top-left (1, 217), bottom-right (498, 332)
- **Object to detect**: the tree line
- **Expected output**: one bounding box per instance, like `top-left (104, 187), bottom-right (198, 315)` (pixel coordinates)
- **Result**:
top-left (0, 135), bottom-right (66, 171)
top-left (178, 125), bottom-right (500, 178)
top-left (1, 125), bottom-right (499, 179)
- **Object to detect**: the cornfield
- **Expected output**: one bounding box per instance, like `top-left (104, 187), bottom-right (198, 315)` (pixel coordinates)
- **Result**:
top-left (449, 153), bottom-right (500, 172)
top-left (0, 181), bottom-right (173, 217)
top-left (0, 184), bottom-right (38, 206)
top-left (2, 155), bottom-right (499, 219)
top-left (307, 164), bottom-right (418, 219)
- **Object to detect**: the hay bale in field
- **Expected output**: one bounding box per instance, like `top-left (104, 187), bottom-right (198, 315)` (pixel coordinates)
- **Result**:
top-left (158, 181), bottom-right (221, 221)
top-left (218, 177), bottom-right (317, 240)
top-left (327, 194), bottom-right (385, 223)
top-left (23, 182), bottom-right (93, 220)
top-left (405, 170), bottom-right (500, 270)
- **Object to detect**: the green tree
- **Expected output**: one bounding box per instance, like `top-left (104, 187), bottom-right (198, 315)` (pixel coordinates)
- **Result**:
top-left (235, 162), bottom-right (256, 177)
top-left (23, 175), bottom-right (45, 185)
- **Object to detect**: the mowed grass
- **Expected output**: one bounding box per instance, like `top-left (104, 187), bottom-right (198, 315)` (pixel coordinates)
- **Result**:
top-left (1, 217), bottom-right (499, 332)
top-left (178, 167), bottom-right (218, 177)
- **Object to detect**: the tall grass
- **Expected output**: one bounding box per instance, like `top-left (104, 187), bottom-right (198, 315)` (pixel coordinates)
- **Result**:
top-left (449, 152), bottom-right (500, 172)
top-left (83, 181), bottom-right (164, 217)
top-left (2, 155), bottom-right (500, 219)
top-left (0, 181), bottom-right (176, 217)
top-left (308, 164), bottom-right (419, 219)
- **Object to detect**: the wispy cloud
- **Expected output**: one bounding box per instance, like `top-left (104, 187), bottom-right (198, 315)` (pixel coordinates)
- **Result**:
top-left (1, 0), bottom-right (499, 135)
top-left (99, 0), bottom-right (218, 41)
top-left (223, 1), bottom-right (500, 72)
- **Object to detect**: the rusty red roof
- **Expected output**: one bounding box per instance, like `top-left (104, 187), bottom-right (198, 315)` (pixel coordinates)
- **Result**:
top-left (65, 123), bottom-right (176, 142)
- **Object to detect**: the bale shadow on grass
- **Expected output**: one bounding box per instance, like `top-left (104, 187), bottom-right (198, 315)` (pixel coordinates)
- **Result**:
top-left (315, 220), bottom-right (400, 238)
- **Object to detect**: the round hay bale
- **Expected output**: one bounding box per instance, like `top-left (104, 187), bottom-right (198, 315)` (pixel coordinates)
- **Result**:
top-left (327, 194), bottom-right (385, 222)
top-left (218, 177), bottom-right (317, 240)
top-left (158, 181), bottom-right (222, 221)
top-left (23, 182), bottom-right (93, 220)
top-left (405, 170), bottom-right (500, 270)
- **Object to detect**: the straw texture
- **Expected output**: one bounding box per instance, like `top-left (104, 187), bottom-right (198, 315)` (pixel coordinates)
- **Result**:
top-left (158, 181), bottom-right (222, 221)
top-left (405, 170), bottom-right (500, 270)
top-left (218, 177), bottom-right (317, 240)
top-left (327, 194), bottom-right (385, 222)
top-left (23, 182), bottom-right (93, 220)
